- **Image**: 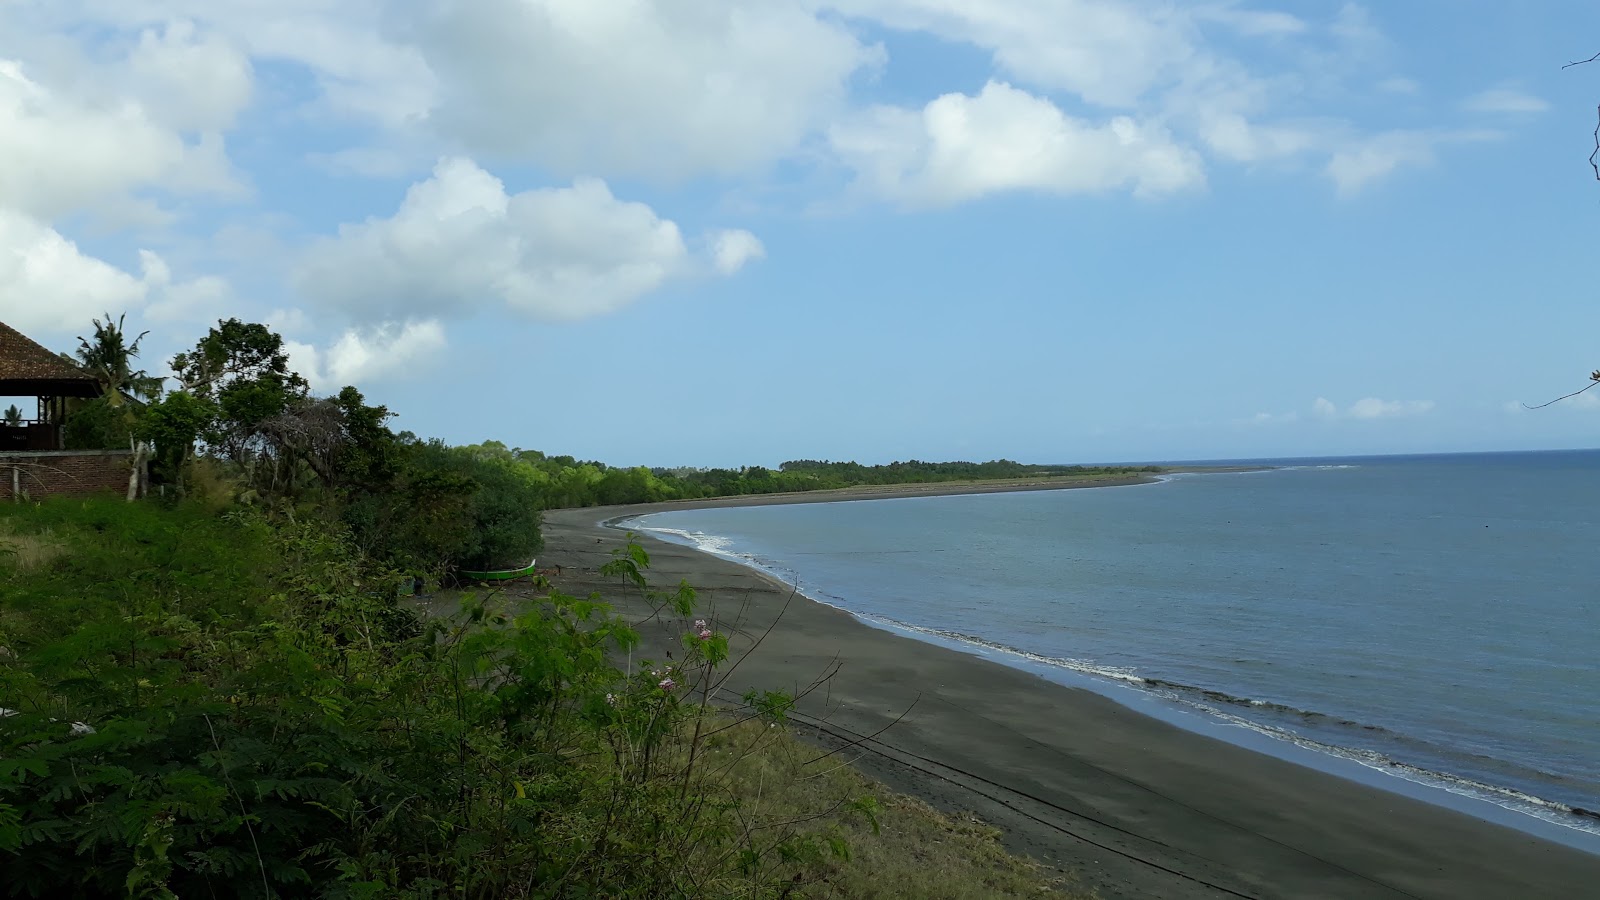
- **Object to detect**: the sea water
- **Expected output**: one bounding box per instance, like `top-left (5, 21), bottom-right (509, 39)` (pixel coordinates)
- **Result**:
top-left (624, 451), bottom-right (1600, 841)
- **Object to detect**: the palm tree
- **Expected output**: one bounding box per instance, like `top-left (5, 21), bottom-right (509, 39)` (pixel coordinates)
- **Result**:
top-left (75, 313), bottom-right (164, 406)
top-left (3, 404), bottom-right (22, 426)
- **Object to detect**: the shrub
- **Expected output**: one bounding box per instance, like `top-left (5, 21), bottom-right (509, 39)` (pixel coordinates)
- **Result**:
top-left (0, 503), bottom-right (852, 898)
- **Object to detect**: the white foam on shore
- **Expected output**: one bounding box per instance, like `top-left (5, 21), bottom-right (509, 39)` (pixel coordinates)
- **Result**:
top-left (608, 507), bottom-right (1600, 842)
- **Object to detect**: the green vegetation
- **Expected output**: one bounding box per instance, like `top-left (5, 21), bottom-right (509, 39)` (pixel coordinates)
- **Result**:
top-left (0, 314), bottom-right (1108, 896)
top-left (50, 316), bottom-right (1152, 573)
top-left (455, 442), bottom-right (1159, 509)
top-left (0, 500), bottom-right (1075, 898)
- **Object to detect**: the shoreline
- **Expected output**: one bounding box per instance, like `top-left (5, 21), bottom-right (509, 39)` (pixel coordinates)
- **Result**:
top-left (538, 480), bottom-right (1600, 898)
top-left (618, 499), bottom-right (1600, 846)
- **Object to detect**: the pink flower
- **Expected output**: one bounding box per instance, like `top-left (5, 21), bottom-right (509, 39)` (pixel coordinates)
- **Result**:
top-left (694, 619), bottom-right (707, 629)
top-left (698, 628), bottom-right (713, 640)
top-left (658, 677), bottom-right (677, 691)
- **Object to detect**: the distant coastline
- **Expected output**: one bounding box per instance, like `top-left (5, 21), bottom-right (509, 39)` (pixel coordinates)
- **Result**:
top-left (595, 465), bottom-right (1267, 523)
top-left (536, 491), bottom-right (1600, 897)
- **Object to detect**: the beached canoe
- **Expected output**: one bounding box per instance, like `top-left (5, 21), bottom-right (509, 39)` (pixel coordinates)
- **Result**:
top-left (460, 558), bottom-right (537, 581)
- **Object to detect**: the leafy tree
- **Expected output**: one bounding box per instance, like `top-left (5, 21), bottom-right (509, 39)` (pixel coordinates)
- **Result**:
top-left (2, 405), bottom-right (21, 426)
top-left (171, 320), bottom-right (312, 489)
top-left (171, 318), bottom-right (302, 400)
top-left (138, 391), bottom-right (219, 494)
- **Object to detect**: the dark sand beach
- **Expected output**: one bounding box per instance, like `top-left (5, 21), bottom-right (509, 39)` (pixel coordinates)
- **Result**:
top-left (530, 480), bottom-right (1600, 899)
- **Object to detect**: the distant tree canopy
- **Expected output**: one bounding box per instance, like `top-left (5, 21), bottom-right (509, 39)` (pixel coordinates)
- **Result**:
top-left (47, 313), bottom-right (1158, 574)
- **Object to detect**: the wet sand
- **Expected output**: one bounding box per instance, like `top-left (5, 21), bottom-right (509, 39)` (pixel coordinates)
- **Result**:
top-left (533, 482), bottom-right (1600, 898)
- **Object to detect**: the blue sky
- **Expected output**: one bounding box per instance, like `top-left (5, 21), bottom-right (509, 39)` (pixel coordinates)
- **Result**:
top-left (3, 1), bottom-right (1599, 466)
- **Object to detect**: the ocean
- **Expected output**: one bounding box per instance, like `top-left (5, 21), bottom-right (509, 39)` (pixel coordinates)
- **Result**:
top-left (624, 451), bottom-right (1600, 842)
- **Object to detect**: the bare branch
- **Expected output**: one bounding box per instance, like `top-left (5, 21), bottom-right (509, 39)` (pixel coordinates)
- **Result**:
top-left (1591, 105), bottom-right (1600, 181)
top-left (1522, 377), bottom-right (1600, 410)
top-left (1562, 51), bottom-right (1600, 69)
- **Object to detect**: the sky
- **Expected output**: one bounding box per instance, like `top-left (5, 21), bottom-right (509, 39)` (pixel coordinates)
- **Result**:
top-left (2, 1), bottom-right (1599, 467)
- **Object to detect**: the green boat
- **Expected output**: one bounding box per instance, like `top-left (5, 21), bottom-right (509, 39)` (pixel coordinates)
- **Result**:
top-left (460, 558), bottom-right (538, 582)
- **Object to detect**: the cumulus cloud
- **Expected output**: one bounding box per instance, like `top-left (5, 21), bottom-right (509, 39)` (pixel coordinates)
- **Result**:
top-left (286, 320), bottom-right (447, 390)
top-left (0, 211), bottom-right (227, 333)
top-left (710, 230), bottom-right (766, 276)
top-left (0, 57), bottom-right (240, 221)
top-left (830, 81), bottom-right (1204, 207)
top-left (21, 0), bottom-right (436, 128)
top-left (413, 0), bottom-right (882, 178)
top-left (1462, 87), bottom-right (1548, 115)
top-left (138, 251), bottom-right (233, 322)
top-left (125, 20), bottom-right (254, 131)
top-left (0, 210), bottom-right (148, 331)
top-left (1314, 396), bottom-right (1435, 420)
top-left (295, 158), bottom-right (759, 322)
top-left (818, 0), bottom-right (1194, 108)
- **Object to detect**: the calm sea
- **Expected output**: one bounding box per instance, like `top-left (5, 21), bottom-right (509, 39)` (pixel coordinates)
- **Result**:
top-left (626, 451), bottom-right (1600, 840)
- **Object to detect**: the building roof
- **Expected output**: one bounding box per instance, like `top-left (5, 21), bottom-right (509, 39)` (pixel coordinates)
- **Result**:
top-left (0, 321), bottom-right (102, 398)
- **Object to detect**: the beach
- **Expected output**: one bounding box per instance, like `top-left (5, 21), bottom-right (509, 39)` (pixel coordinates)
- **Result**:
top-left (535, 481), bottom-right (1600, 899)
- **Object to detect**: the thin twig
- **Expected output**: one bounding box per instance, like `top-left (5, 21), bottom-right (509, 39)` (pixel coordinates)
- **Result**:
top-left (1522, 378), bottom-right (1600, 409)
top-left (1562, 51), bottom-right (1600, 69)
top-left (1591, 105), bottom-right (1600, 181)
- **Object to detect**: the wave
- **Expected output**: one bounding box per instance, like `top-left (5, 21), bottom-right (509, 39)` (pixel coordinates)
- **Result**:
top-left (612, 514), bottom-right (1600, 838)
top-left (846, 620), bottom-right (1600, 835)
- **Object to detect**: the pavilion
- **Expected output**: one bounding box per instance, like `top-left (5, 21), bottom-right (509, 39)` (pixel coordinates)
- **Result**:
top-left (0, 320), bottom-right (103, 451)
top-left (1, 321), bottom-right (135, 500)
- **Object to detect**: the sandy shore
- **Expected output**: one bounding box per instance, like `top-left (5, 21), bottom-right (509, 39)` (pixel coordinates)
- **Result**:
top-left (534, 481), bottom-right (1600, 898)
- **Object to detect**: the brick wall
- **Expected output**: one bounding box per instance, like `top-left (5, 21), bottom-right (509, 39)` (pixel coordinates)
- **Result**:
top-left (0, 450), bottom-right (133, 501)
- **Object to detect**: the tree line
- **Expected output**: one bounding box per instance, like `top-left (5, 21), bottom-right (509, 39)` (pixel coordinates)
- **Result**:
top-left (44, 314), bottom-right (1153, 576)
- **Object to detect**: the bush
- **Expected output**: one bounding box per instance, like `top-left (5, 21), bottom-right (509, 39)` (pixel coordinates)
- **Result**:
top-left (341, 440), bottom-right (543, 576)
top-left (0, 502), bottom-right (854, 898)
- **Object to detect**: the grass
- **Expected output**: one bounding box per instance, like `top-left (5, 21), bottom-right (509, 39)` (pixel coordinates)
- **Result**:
top-left (689, 718), bottom-right (1092, 898)
top-left (0, 520), bottom-right (65, 574)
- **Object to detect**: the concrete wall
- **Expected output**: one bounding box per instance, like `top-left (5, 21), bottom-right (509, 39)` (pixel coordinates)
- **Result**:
top-left (0, 450), bottom-right (133, 500)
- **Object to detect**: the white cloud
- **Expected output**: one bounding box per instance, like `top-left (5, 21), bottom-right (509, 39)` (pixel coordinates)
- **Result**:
top-left (710, 230), bottom-right (766, 276)
top-left (1377, 77), bottom-right (1420, 95)
top-left (1238, 410), bottom-right (1300, 426)
top-left (819, 0), bottom-right (1195, 108)
top-left (1325, 129), bottom-right (1496, 193)
top-left (1198, 114), bottom-right (1323, 164)
top-left (139, 250), bottom-right (232, 322)
top-left (29, 0), bottom-right (437, 128)
top-left (0, 211), bottom-right (227, 333)
top-left (830, 81), bottom-right (1204, 207)
top-left (0, 210), bottom-right (147, 332)
top-left (1315, 396), bottom-right (1434, 420)
top-left (1462, 87), bottom-right (1548, 115)
top-left (125, 19), bottom-right (254, 131)
top-left (286, 319), bottom-right (447, 390)
top-left (413, 0), bottom-right (882, 178)
top-left (1196, 7), bottom-right (1308, 38)
top-left (1348, 397), bottom-right (1433, 419)
top-left (0, 57), bottom-right (240, 221)
top-left (295, 158), bottom-right (757, 322)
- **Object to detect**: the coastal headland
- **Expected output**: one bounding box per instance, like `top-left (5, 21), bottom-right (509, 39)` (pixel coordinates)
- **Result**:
top-left (537, 476), bottom-right (1600, 899)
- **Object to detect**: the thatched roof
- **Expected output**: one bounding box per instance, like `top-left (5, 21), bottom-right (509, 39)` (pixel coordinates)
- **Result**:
top-left (0, 321), bottom-right (102, 398)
